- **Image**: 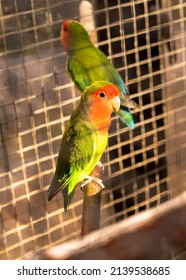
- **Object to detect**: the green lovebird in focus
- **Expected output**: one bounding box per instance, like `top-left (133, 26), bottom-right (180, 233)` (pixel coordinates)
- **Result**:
top-left (48, 81), bottom-right (120, 210)
top-left (61, 19), bottom-right (139, 129)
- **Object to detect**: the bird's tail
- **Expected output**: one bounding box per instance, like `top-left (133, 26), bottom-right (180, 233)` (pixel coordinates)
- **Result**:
top-left (117, 106), bottom-right (135, 129)
top-left (48, 171), bottom-right (75, 211)
top-left (48, 172), bottom-right (62, 201)
top-left (62, 187), bottom-right (75, 211)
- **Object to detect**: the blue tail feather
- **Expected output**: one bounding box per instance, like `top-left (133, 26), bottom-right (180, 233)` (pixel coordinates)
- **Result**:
top-left (117, 106), bottom-right (135, 129)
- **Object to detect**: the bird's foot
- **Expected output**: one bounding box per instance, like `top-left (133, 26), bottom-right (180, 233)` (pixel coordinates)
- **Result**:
top-left (81, 176), bottom-right (105, 191)
top-left (96, 161), bottom-right (104, 172)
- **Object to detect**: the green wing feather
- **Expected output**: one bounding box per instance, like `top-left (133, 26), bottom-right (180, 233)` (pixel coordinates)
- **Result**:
top-left (49, 119), bottom-right (93, 192)
top-left (67, 46), bottom-right (112, 91)
top-left (68, 46), bottom-right (136, 129)
top-left (68, 45), bottom-right (124, 93)
top-left (48, 117), bottom-right (106, 210)
top-left (68, 46), bottom-right (137, 107)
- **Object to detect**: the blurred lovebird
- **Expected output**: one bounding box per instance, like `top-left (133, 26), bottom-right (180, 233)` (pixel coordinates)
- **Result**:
top-left (61, 19), bottom-right (139, 129)
top-left (48, 81), bottom-right (120, 210)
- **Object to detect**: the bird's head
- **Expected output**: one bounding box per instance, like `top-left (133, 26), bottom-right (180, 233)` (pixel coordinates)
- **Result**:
top-left (61, 20), bottom-right (91, 54)
top-left (82, 81), bottom-right (120, 131)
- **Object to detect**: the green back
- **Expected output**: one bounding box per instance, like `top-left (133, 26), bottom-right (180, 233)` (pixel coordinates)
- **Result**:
top-left (68, 44), bottom-right (124, 94)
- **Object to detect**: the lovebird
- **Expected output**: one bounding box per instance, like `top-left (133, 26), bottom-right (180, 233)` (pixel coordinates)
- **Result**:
top-left (61, 19), bottom-right (139, 129)
top-left (48, 81), bottom-right (120, 210)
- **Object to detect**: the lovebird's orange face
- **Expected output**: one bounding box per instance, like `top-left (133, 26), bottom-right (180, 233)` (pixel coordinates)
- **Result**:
top-left (91, 84), bottom-right (120, 113)
top-left (88, 84), bottom-right (120, 131)
top-left (61, 20), bottom-right (71, 52)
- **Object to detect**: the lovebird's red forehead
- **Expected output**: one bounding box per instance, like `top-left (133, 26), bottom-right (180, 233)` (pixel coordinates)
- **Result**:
top-left (62, 20), bottom-right (70, 30)
top-left (92, 84), bottom-right (119, 98)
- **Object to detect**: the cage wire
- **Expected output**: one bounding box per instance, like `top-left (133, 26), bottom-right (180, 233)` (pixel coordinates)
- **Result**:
top-left (0, 0), bottom-right (185, 260)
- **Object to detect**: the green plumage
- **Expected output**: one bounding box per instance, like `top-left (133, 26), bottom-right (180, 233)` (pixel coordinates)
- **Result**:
top-left (48, 81), bottom-right (118, 210)
top-left (62, 20), bottom-right (139, 129)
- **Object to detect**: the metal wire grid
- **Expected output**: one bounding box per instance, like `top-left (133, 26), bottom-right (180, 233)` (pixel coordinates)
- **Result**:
top-left (0, 0), bottom-right (82, 260)
top-left (95, 0), bottom-right (171, 222)
top-left (164, 0), bottom-right (186, 198)
top-left (0, 0), bottom-right (185, 259)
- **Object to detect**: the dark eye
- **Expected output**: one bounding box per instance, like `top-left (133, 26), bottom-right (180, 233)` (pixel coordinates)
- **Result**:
top-left (64, 27), bottom-right (67, 32)
top-left (98, 92), bottom-right (106, 98)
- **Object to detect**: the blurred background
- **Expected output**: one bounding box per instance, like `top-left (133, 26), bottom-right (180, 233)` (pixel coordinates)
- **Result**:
top-left (0, 0), bottom-right (185, 259)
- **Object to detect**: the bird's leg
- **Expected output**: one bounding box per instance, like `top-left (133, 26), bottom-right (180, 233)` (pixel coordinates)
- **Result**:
top-left (81, 175), bottom-right (105, 191)
top-left (81, 161), bottom-right (105, 191)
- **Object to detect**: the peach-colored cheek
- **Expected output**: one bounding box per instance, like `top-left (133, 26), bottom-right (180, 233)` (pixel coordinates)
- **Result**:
top-left (61, 33), bottom-right (67, 51)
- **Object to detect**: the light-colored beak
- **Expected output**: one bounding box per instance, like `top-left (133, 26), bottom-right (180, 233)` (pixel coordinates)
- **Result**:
top-left (111, 96), bottom-right (120, 112)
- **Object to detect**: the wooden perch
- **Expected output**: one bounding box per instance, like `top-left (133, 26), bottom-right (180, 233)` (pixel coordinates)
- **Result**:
top-left (81, 163), bottom-right (104, 236)
top-left (27, 191), bottom-right (186, 260)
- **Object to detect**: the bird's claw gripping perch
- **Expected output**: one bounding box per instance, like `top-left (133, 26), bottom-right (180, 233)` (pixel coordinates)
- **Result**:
top-left (81, 176), bottom-right (105, 191)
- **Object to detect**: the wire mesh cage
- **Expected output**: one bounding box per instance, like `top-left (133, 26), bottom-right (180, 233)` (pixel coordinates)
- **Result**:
top-left (0, 0), bottom-right (185, 260)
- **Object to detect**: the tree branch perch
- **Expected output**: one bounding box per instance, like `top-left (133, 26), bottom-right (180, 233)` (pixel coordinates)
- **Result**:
top-left (81, 163), bottom-right (104, 236)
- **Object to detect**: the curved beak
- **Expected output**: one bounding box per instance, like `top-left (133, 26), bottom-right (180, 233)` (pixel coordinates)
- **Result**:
top-left (111, 96), bottom-right (120, 112)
